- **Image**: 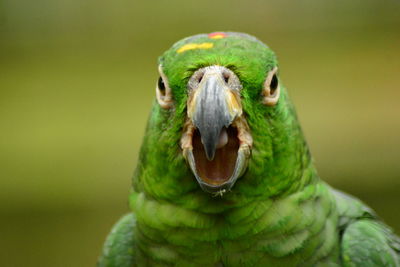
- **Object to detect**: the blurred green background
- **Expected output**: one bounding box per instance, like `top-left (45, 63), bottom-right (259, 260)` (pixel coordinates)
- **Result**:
top-left (1, 0), bottom-right (399, 266)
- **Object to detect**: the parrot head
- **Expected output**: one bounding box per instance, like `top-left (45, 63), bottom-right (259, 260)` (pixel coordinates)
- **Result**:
top-left (136, 32), bottom-right (311, 199)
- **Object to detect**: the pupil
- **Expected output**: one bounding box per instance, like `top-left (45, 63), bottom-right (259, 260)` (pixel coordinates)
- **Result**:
top-left (158, 77), bottom-right (165, 92)
top-left (270, 74), bottom-right (278, 91)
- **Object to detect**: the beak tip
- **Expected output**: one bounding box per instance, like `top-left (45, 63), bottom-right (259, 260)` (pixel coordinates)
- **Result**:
top-left (206, 152), bottom-right (215, 161)
top-left (203, 141), bottom-right (216, 161)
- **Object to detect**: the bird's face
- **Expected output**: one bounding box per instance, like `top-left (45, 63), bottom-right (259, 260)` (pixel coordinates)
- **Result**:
top-left (156, 32), bottom-right (280, 195)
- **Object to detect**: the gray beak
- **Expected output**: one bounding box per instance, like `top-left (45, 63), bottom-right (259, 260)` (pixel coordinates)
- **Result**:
top-left (183, 65), bottom-right (251, 195)
top-left (192, 71), bottom-right (234, 160)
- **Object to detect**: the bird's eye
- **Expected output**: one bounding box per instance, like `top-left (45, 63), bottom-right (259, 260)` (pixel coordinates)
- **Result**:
top-left (270, 74), bottom-right (278, 93)
top-left (158, 77), bottom-right (165, 94)
top-left (156, 65), bottom-right (173, 109)
top-left (262, 67), bottom-right (280, 106)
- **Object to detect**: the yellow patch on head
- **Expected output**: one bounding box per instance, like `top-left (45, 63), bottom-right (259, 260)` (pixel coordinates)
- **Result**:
top-left (177, 42), bottom-right (214, 53)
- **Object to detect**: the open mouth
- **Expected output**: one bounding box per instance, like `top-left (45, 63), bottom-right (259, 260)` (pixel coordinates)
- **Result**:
top-left (192, 126), bottom-right (239, 186)
top-left (181, 115), bottom-right (252, 194)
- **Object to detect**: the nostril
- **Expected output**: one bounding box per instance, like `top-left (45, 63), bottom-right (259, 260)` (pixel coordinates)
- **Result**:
top-left (195, 71), bottom-right (204, 84)
top-left (223, 73), bottom-right (230, 84)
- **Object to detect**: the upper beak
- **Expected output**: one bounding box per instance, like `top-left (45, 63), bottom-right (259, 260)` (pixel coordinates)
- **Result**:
top-left (182, 65), bottom-right (252, 194)
top-left (188, 66), bottom-right (242, 160)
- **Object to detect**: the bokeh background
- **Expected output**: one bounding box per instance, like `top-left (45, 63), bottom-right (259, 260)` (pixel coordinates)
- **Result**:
top-left (1, 0), bottom-right (399, 266)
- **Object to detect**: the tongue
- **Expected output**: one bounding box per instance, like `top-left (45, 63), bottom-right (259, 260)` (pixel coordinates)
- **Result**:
top-left (216, 128), bottom-right (228, 149)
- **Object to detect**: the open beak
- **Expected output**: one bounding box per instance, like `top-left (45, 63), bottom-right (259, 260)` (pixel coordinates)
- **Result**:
top-left (181, 66), bottom-right (253, 195)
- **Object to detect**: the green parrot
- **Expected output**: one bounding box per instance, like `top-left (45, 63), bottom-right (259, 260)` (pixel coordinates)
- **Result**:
top-left (98, 32), bottom-right (400, 266)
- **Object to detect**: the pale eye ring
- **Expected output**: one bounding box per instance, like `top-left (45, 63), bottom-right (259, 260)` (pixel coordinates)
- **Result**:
top-left (262, 66), bottom-right (280, 106)
top-left (156, 65), bottom-right (173, 109)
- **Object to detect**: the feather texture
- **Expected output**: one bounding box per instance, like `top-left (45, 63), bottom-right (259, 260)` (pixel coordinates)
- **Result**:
top-left (98, 32), bottom-right (399, 266)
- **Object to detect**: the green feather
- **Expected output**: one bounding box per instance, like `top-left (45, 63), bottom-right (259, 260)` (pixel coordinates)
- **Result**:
top-left (99, 32), bottom-right (400, 266)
